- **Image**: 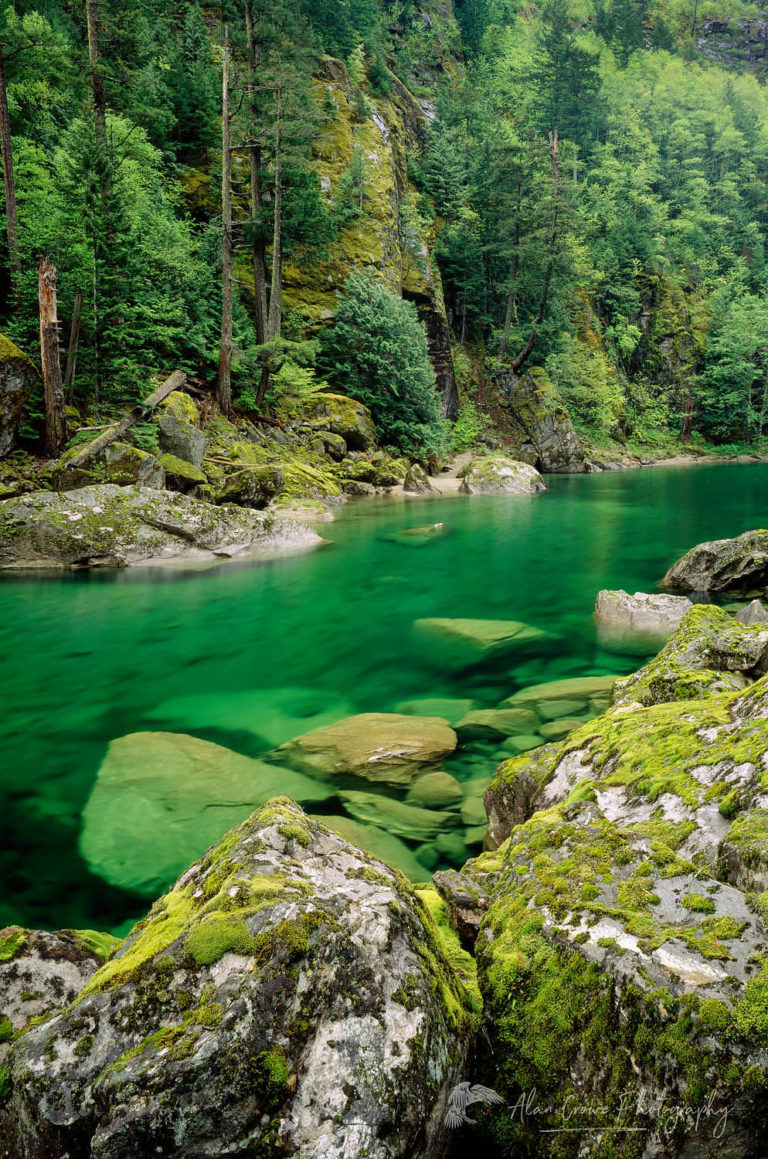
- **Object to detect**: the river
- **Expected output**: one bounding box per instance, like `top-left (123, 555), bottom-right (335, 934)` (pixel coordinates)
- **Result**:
top-left (2, 461), bottom-right (766, 934)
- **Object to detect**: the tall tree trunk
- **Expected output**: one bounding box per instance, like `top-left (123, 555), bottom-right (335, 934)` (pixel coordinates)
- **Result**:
top-left (216, 25), bottom-right (234, 416)
top-left (691, 0), bottom-right (699, 37)
top-left (511, 131), bottom-right (561, 375)
top-left (268, 145), bottom-right (282, 341)
top-left (64, 289), bottom-right (84, 395)
top-left (679, 393), bottom-right (693, 443)
top-left (500, 178), bottom-right (522, 359)
top-left (0, 47), bottom-right (20, 300)
top-left (245, 1), bottom-right (268, 345)
top-left (86, 0), bottom-right (107, 145)
top-left (38, 257), bottom-right (69, 456)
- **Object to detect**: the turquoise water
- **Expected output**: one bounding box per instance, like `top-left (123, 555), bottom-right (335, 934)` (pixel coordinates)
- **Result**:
top-left (2, 461), bottom-right (767, 934)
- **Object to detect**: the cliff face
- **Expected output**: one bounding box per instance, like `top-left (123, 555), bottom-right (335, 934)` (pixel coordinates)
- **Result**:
top-left (696, 2), bottom-right (768, 73)
top-left (284, 31), bottom-right (461, 417)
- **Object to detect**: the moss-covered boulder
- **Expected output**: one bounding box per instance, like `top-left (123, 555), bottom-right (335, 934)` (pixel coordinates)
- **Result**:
top-left (6, 799), bottom-right (476, 1158)
top-left (475, 798), bottom-right (768, 1155)
top-left (211, 463), bottom-right (283, 508)
top-left (665, 528), bottom-right (768, 593)
top-left (0, 484), bottom-right (321, 569)
top-left (0, 335), bottom-right (37, 459)
top-left (80, 732), bottom-right (337, 897)
top-left (297, 392), bottom-right (376, 450)
top-left (156, 452), bottom-right (206, 492)
top-left (458, 455), bottom-right (545, 495)
top-left (404, 462), bottom-right (435, 493)
top-left (103, 440), bottom-right (164, 487)
top-left (155, 390), bottom-right (206, 468)
top-left (484, 743), bottom-right (563, 848)
top-left (0, 927), bottom-right (119, 1063)
top-left (274, 712), bottom-right (457, 786)
top-left (613, 604), bottom-right (767, 707)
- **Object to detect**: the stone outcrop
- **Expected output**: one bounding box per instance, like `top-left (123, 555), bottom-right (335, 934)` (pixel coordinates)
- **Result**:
top-left (458, 455), bottom-right (545, 495)
top-left (664, 528), bottom-right (768, 592)
top-left (5, 799), bottom-right (477, 1159)
top-left (155, 390), bottom-right (206, 468)
top-left (0, 335), bottom-right (37, 459)
top-left (497, 367), bottom-right (588, 473)
top-left (0, 484), bottom-right (322, 569)
top-left (296, 392), bottom-right (376, 451)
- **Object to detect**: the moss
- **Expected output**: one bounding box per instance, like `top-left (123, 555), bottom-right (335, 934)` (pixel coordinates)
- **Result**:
top-left (278, 822), bottom-right (313, 847)
top-left (0, 926), bottom-right (27, 963)
top-left (74, 1034), bottom-right (94, 1057)
top-left (0, 1018), bottom-right (12, 1043)
top-left (185, 914), bottom-right (257, 966)
top-left (64, 929), bottom-right (122, 962)
top-left (413, 884), bottom-right (482, 1018)
top-left (681, 893), bottom-right (717, 914)
top-left (391, 972), bottom-right (422, 1011)
top-left (194, 1000), bottom-right (223, 1029)
top-left (0, 1063), bottom-right (10, 1100)
top-left (253, 1048), bottom-right (290, 1111)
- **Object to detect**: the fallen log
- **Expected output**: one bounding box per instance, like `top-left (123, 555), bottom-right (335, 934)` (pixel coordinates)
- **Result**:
top-left (59, 370), bottom-right (186, 471)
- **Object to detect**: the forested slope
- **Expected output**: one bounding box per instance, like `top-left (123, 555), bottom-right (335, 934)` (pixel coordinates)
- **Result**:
top-left (4, 0), bottom-right (768, 465)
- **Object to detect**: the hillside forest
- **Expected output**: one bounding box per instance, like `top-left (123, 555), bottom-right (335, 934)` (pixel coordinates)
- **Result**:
top-left (5, 0), bottom-right (768, 467)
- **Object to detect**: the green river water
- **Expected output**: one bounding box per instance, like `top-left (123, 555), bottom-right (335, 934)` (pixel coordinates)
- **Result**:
top-left (2, 461), bottom-right (767, 935)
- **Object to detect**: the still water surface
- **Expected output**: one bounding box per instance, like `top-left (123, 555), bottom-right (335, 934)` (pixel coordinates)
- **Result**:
top-left (2, 462), bottom-right (766, 933)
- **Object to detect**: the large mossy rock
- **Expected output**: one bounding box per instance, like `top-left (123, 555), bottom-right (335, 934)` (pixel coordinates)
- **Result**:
top-left (103, 440), bottom-right (164, 488)
top-left (0, 335), bottom-right (37, 459)
top-left (155, 390), bottom-right (206, 468)
top-left (6, 799), bottom-right (477, 1159)
top-left (613, 604), bottom-right (767, 707)
top-left (297, 392), bottom-right (376, 451)
top-left (0, 927), bottom-right (119, 1062)
top-left (0, 485), bottom-right (321, 569)
top-left (665, 528), bottom-right (768, 593)
top-left (475, 797), bottom-right (768, 1155)
top-left (80, 732), bottom-right (336, 897)
top-left (274, 712), bottom-right (457, 786)
top-left (496, 367), bottom-right (588, 473)
top-left (458, 455), bottom-right (545, 495)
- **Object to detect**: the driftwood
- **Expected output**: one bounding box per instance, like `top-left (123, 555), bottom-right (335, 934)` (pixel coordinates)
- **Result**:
top-left (61, 369), bottom-right (186, 471)
top-left (39, 256), bottom-right (68, 456)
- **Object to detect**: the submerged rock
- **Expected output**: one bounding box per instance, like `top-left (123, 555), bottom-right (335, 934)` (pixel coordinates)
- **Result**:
top-left (6, 799), bottom-right (475, 1158)
top-left (0, 484), bottom-right (321, 569)
top-left (0, 927), bottom-right (118, 1061)
top-left (406, 771), bottom-right (464, 808)
top-left (455, 707), bottom-right (539, 741)
top-left (595, 588), bottom-right (693, 651)
top-left (145, 686), bottom-right (354, 748)
top-left (339, 790), bottom-right (455, 842)
top-left (458, 455), bottom-right (545, 495)
top-left (665, 528), bottom-right (768, 592)
top-left (386, 522), bottom-right (449, 546)
top-left (395, 697), bottom-right (477, 725)
top-left (274, 712), bottom-right (457, 786)
top-left (414, 617), bottom-right (549, 669)
top-left (80, 732), bottom-right (334, 897)
top-left (503, 673), bottom-right (620, 711)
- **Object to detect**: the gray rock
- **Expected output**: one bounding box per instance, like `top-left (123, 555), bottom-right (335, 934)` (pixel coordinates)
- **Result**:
top-left (5, 800), bottom-right (474, 1159)
top-left (458, 455), bottom-right (545, 495)
top-left (0, 336), bottom-right (37, 459)
top-left (103, 441), bottom-right (165, 488)
top-left (155, 392), bottom-right (207, 468)
top-left (496, 366), bottom-right (588, 472)
top-left (403, 463), bottom-right (435, 493)
top-left (595, 589), bottom-right (693, 652)
top-left (736, 599), bottom-right (768, 626)
top-left (0, 927), bottom-right (117, 1062)
top-left (664, 529), bottom-right (768, 592)
top-left (212, 463), bottom-right (283, 508)
top-left (0, 485), bottom-right (321, 569)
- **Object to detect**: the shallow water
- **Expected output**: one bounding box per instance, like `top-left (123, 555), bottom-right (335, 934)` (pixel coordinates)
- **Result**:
top-left (2, 461), bottom-right (767, 933)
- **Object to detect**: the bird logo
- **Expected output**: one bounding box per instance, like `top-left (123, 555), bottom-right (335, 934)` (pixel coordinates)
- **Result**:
top-left (444, 1081), bottom-right (505, 1128)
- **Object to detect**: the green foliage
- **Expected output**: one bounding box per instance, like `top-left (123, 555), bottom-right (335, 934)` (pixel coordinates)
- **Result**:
top-left (319, 273), bottom-right (447, 459)
top-left (451, 398), bottom-right (491, 451)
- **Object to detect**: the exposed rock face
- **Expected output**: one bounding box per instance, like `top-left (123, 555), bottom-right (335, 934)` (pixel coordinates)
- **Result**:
top-left (6, 799), bottom-right (476, 1159)
top-left (403, 462), bottom-right (435, 493)
top-left (665, 528), bottom-right (768, 592)
top-left (612, 604), bottom-right (767, 707)
top-left (80, 732), bottom-right (335, 897)
top-left (0, 927), bottom-right (118, 1061)
top-left (458, 455), bottom-right (545, 495)
top-left (274, 712), bottom-right (457, 786)
top-left (0, 335), bottom-right (37, 459)
top-left (595, 588), bottom-right (693, 651)
top-left (737, 598), bottom-right (768, 625)
top-left (497, 367), bottom-right (588, 473)
top-left (0, 485), bottom-right (321, 569)
top-left (697, 15), bottom-right (768, 74)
